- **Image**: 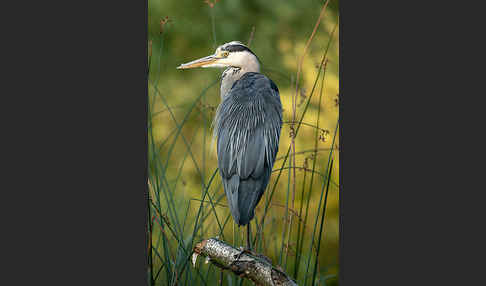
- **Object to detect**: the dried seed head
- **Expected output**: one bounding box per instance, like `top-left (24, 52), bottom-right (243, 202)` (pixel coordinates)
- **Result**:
top-left (203, 0), bottom-right (220, 8)
top-left (159, 16), bottom-right (171, 34)
top-left (289, 126), bottom-right (295, 139)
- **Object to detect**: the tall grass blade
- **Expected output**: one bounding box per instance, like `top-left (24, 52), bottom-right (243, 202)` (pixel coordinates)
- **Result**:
top-left (311, 159), bottom-right (334, 286)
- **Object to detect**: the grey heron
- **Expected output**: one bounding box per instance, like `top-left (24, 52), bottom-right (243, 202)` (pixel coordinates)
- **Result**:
top-left (177, 41), bottom-right (282, 250)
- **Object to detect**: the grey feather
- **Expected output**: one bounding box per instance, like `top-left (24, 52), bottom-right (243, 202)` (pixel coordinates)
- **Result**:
top-left (223, 175), bottom-right (240, 224)
top-left (215, 72), bottom-right (282, 226)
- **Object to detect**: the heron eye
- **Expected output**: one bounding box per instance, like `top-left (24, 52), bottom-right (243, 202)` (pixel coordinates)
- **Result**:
top-left (222, 51), bottom-right (229, 57)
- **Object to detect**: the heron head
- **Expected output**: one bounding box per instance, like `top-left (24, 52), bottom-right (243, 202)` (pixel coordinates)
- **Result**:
top-left (177, 41), bottom-right (260, 71)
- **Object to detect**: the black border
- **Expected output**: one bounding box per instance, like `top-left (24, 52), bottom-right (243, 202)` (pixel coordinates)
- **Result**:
top-left (4, 0), bottom-right (148, 284)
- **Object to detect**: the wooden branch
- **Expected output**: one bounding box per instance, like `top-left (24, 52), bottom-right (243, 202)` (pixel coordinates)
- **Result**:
top-left (192, 238), bottom-right (297, 286)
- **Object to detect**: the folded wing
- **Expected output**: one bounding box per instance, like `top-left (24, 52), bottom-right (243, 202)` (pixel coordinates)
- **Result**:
top-left (215, 72), bottom-right (282, 226)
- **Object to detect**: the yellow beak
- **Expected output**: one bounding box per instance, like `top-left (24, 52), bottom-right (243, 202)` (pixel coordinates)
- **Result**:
top-left (176, 55), bottom-right (217, 69)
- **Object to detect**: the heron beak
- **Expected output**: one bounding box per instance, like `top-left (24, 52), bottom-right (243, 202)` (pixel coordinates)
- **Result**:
top-left (177, 55), bottom-right (218, 69)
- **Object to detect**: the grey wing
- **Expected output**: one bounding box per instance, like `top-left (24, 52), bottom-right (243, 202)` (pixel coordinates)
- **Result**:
top-left (215, 73), bottom-right (282, 225)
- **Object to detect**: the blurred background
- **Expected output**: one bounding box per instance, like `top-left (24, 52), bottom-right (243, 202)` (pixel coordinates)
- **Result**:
top-left (148, 0), bottom-right (339, 285)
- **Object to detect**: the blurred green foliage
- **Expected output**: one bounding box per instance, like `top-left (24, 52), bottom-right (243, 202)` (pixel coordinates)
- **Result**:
top-left (148, 0), bottom-right (339, 285)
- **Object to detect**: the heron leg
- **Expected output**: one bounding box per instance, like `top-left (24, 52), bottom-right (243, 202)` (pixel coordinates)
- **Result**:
top-left (233, 223), bottom-right (272, 264)
top-left (233, 224), bottom-right (253, 263)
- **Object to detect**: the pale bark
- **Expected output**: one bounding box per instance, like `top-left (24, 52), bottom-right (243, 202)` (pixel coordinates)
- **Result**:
top-left (192, 238), bottom-right (297, 286)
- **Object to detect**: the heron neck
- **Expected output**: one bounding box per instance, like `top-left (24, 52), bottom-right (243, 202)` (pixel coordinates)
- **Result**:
top-left (220, 61), bottom-right (260, 100)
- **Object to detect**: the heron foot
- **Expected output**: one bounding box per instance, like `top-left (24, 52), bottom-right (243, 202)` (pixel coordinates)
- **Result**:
top-left (232, 247), bottom-right (252, 262)
top-left (232, 247), bottom-right (272, 264)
